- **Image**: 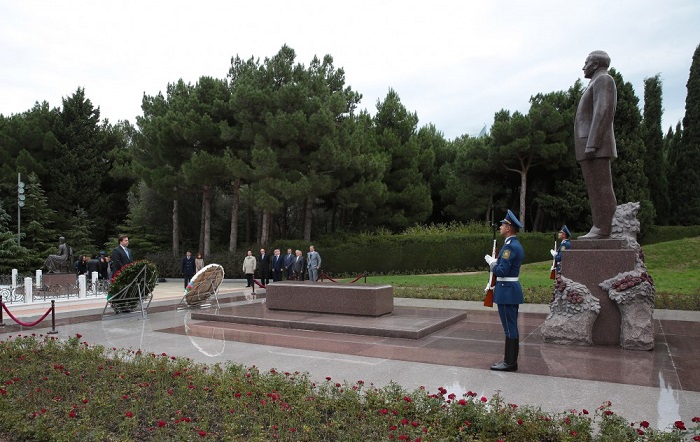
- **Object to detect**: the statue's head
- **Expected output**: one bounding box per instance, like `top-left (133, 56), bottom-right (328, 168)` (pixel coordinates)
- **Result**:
top-left (583, 50), bottom-right (611, 79)
top-left (59, 236), bottom-right (65, 243)
top-left (588, 50), bottom-right (611, 68)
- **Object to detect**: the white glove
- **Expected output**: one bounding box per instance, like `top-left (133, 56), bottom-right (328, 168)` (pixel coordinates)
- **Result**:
top-left (550, 249), bottom-right (557, 257)
top-left (484, 254), bottom-right (497, 266)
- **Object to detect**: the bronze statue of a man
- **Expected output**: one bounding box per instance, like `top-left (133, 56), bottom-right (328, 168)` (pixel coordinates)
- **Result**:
top-left (44, 236), bottom-right (72, 273)
top-left (574, 50), bottom-right (618, 239)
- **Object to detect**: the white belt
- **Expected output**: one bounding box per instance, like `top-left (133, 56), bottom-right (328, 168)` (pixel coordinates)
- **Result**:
top-left (496, 277), bottom-right (519, 282)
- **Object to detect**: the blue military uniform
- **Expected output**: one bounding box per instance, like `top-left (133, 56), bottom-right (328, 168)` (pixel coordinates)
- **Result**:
top-left (554, 225), bottom-right (571, 273)
top-left (485, 209), bottom-right (525, 372)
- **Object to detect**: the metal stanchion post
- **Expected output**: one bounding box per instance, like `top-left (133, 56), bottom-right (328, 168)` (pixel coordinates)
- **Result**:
top-left (47, 300), bottom-right (58, 334)
top-left (0, 295), bottom-right (4, 327)
top-left (364, 272), bottom-right (367, 284)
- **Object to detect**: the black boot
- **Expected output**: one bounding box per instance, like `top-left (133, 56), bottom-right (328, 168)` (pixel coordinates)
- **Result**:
top-left (490, 337), bottom-right (519, 372)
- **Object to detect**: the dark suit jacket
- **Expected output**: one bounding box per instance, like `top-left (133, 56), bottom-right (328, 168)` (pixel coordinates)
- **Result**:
top-left (292, 255), bottom-right (306, 274)
top-left (574, 70), bottom-right (617, 161)
top-left (283, 253), bottom-right (294, 270)
top-left (272, 254), bottom-right (283, 271)
top-left (258, 254), bottom-right (271, 275)
top-left (182, 256), bottom-right (196, 276)
top-left (111, 246), bottom-right (132, 272)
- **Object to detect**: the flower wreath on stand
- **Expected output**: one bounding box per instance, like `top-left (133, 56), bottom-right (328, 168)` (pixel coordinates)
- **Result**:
top-left (107, 260), bottom-right (158, 313)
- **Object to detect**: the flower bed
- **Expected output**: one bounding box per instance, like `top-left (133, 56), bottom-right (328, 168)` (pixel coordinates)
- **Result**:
top-left (0, 334), bottom-right (698, 441)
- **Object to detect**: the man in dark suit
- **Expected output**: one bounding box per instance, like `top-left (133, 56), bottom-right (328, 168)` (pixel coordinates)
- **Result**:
top-left (181, 250), bottom-right (196, 288)
top-left (283, 248), bottom-right (294, 280)
top-left (110, 235), bottom-right (133, 272)
top-left (484, 210), bottom-right (525, 372)
top-left (271, 249), bottom-right (283, 282)
top-left (292, 249), bottom-right (305, 281)
top-left (258, 248), bottom-right (270, 287)
top-left (575, 50), bottom-right (617, 239)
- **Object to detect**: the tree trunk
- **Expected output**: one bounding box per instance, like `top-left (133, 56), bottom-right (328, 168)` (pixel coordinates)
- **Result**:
top-left (203, 184), bottom-right (211, 257)
top-left (260, 209), bottom-right (271, 246)
top-left (303, 197), bottom-right (313, 242)
top-left (199, 196), bottom-right (205, 255)
top-left (228, 178), bottom-right (240, 253)
top-left (519, 170), bottom-right (527, 231)
top-left (172, 198), bottom-right (180, 257)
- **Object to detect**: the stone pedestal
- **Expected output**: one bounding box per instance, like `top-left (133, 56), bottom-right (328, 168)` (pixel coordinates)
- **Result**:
top-left (266, 282), bottom-right (394, 316)
top-left (563, 239), bottom-right (637, 346)
top-left (42, 273), bottom-right (76, 287)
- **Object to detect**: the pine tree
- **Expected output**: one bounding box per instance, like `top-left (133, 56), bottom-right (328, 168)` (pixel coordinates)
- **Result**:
top-left (674, 44), bottom-right (700, 224)
top-left (20, 173), bottom-right (59, 268)
top-left (665, 123), bottom-right (683, 223)
top-left (641, 74), bottom-right (670, 223)
top-left (609, 69), bottom-right (655, 233)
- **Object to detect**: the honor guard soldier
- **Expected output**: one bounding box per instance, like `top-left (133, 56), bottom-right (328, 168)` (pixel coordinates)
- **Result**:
top-left (484, 210), bottom-right (525, 372)
top-left (550, 225), bottom-right (571, 274)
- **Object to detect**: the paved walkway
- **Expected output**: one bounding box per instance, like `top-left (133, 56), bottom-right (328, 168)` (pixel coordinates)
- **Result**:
top-left (1, 280), bottom-right (699, 431)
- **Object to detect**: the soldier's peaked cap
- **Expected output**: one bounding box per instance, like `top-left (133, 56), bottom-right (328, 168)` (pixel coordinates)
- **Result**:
top-left (500, 210), bottom-right (523, 229)
top-left (560, 225), bottom-right (571, 237)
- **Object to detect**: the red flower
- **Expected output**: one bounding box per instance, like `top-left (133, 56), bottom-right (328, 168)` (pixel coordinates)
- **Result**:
top-left (125, 411), bottom-right (134, 418)
top-left (198, 430), bottom-right (206, 437)
top-left (637, 429), bottom-right (645, 435)
top-left (75, 333), bottom-right (82, 339)
top-left (517, 419), bottom-right (523, 425)
top-left (693, 436), bottom-right (700, 442)
top-left (692, 417), bottom-right (700, 423)
top-left (480, 397), bottom-right (487, 402)
top-left (458, 399), bottom-right (467, 406)
top-left (604, 410), bottom-right (613, 416)
top-left (674, 420), bottom-right (686, 430)
top-left (640, 420), bottom-right (649, 428)
top-left (157, 420), bottom-right (167, 428)
top-left (289, 428), bottom-right (296, 433)
top-left (582, 409), bottom-right (589, 414)
top-left (68, 411), bottom-right (76, 418)
top-left (403, 396), bottom-right (412, 403)
top-left (326, 377), bottom-right (331, 381)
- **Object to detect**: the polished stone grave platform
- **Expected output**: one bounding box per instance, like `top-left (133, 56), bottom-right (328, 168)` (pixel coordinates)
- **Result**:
top-left (191, 303), bottom-right (467, 339)
top-left (266, 281), bottom-right (394, 316)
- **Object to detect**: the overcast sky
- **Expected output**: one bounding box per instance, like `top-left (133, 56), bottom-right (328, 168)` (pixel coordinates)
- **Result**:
top-left (1, 0), bottom-right (699, 140)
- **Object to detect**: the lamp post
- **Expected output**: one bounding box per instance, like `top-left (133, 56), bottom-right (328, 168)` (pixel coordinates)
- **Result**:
top-left (17, 173), bottom-right (25, 245)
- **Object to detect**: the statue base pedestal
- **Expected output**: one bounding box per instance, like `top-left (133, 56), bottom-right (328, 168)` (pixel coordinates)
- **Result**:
top-left (42, 273), bottom-right (76, 287)
top-left (563, 239), bottom-right (637, 346)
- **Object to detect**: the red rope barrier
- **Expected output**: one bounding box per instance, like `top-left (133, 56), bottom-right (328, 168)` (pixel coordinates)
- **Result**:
top-left (253, 279), bottom-right (265, 288)
top-left (349, 273), bottom-right (366, 284)
top-left (319, 272), bottom-right (338, 283)
top-left (1, 303), bottom-right (53, 327)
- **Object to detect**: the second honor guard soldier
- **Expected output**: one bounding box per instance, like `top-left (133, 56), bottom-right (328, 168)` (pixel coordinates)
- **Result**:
top-left (550, 225), bottom-right (571, 274)
top-left (484, 210), bottom-right (525, 372)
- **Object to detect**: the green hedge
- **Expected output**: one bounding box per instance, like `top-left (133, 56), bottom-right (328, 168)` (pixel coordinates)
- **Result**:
top-left (641, 225), bottom-right (700, 245)
top-left (145, 226), bottom-right (700, 278)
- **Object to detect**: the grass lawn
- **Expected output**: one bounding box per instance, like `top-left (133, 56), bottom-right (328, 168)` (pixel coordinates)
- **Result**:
top-left (340, 236), bottom-right (700, 310)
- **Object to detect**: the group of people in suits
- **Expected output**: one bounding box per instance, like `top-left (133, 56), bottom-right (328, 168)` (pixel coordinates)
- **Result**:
top-left (244, 245), bottom-right (322, 287)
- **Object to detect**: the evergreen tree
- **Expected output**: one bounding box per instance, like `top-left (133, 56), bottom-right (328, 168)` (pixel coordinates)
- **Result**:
top-left (0, 202), bottom-right (32, 273)
top-left (371, 89), bottom-right (432, 230)
top-left (665, 122), bottom-right (683, 223)
top-left (641, 74), bottom-right (670, 223)
top-left (675, 44), bottom-right (700, 224)
top-left (20, 173), bottom-right (59, 268)
top-left (609, 69), bottom-right (655, 233)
